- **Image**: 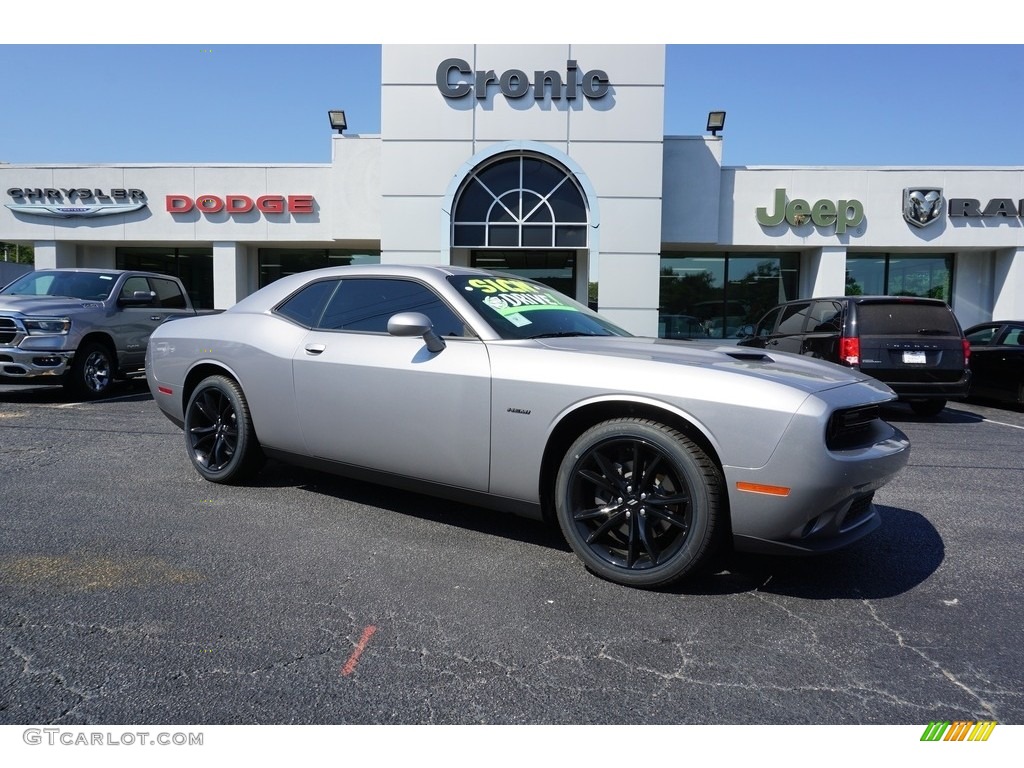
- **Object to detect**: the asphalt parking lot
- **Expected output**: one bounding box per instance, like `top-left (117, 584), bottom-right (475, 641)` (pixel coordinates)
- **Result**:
top-left (1, 381), bottom-right (1022, 725)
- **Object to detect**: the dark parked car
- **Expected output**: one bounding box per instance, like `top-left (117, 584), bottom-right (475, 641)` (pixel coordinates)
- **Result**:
top-left (737, 295), bottom-right (970, 416)
top-left (964, 321), bottom-right (1024, 408)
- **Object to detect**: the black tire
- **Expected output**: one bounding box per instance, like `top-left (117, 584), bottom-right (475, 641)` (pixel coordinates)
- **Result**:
top-left (184, 375), bottom-right (263, 483)
top-left (910, 399), bottom-right (946, 417)
top-left (554, 418), bottom-right (721, 588)
top-left (66, 341), bottom-right (116, 399)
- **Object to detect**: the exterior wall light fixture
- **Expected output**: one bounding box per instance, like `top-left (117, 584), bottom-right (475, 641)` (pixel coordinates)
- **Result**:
top-left (328, 110), bottom-right (347, 134)
top-left (706, 111), bottom-right (726, 136)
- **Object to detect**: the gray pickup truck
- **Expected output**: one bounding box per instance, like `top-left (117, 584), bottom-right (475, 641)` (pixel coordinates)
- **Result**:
top-left (0, 268), bottom-right (200, 398)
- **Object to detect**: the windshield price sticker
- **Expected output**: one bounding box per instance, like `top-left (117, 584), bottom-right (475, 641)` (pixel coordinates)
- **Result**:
top-left (466, 278), bottom-right (577, 319)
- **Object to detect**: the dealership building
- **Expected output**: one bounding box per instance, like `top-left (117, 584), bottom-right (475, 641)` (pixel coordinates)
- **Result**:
top-left (2, 44), bottom-right (1022, 337)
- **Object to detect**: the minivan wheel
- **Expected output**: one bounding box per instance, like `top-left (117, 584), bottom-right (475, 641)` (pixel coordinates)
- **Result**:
top-left (910, 399), bottom-right (946, 417)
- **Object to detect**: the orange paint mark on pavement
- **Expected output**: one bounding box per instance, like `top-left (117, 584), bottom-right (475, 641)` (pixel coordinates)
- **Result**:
top-left (341, 625), bottom-right (377, 677)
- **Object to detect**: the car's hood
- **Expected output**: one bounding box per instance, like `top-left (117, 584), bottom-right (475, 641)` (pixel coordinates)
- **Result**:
top-left (532, 335), bottom-right (892, 396)
top-left (0, 295), bottom-right (106, 315)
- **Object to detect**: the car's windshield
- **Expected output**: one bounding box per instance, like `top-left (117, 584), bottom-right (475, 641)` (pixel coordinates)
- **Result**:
top-left (0, 271), bottom-right (116, 301)
top-left (449, 274), bottom-right (630, 340)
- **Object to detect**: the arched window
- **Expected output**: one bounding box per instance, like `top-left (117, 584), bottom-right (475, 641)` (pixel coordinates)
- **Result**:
top-left (452, 153), bottom-right (588, 249)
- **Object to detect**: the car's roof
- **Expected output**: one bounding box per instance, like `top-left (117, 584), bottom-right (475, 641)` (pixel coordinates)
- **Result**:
top-left (32, 268), bottom-right (162, 277)
top-left (966, 320), bottom-right (1024, 329)
top-left (227, 263), bottom-right (532, 315)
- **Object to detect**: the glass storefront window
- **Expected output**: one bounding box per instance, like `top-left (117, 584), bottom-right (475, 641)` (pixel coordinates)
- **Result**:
top-left (658, 253), bottom-right (799, 339)
top-left (470, 251), bottom-right (576, 297)
top-left (846, 254), bottom-right (952, 301)
top-left (257, 248), bottom-right (380, 288)
top-left (116, 247), bottom-right (213, 309)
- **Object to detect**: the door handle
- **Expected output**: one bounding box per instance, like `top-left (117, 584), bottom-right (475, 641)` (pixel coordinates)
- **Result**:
top-left (304, 343), bottom-right (326, 355)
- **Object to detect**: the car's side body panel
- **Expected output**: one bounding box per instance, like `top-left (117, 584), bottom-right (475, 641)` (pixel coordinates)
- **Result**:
top-left (292, 331), bottom-right (492, 491)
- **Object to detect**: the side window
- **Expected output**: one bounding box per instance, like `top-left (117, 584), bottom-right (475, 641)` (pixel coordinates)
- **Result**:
top-left (776, 302), bottom-right (813, 335)
top-left (318, 278), bottom-right (466, 337)
top-left (275, 279), bottom-right (339, 328)
top-left (149, 278), bottom-right (188, 309)
top-left (120, 276), bottom-right (153, 304)
top-left (808, 300), bottom-right (844, 333)
top-left (966, 326), bottom-right (999, 345)
top-left (1002, 327), bottom-right (1024, 346)
top-left (755, 306), bottom-right (783, 338)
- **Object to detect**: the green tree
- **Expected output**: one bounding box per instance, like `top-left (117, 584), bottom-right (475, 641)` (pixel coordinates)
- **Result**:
top-left (1, 243), bottom-right (34, 264)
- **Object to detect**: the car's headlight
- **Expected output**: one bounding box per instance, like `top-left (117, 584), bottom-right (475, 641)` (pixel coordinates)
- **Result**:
top-left (23, 317), bottom-right (71, 335)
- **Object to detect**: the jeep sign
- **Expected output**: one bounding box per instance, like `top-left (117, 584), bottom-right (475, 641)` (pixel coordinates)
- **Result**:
top-left (756, 188), bottom-right (864, 234)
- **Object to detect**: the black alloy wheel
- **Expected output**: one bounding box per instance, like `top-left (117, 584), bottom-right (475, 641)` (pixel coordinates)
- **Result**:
top-left (184, 375), bottom-right (262, 483)
top-left (555, 418), bottom-right (720, 588)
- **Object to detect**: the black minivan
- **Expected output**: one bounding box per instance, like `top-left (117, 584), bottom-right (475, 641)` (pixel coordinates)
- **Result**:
top-left (737, 296), bottom-right (971, 416)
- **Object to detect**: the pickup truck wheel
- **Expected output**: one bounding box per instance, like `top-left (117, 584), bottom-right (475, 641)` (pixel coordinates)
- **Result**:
top-left (66, 342), bottom-right (115, 399)
top-left (184, 375), bottom-right (263, 484)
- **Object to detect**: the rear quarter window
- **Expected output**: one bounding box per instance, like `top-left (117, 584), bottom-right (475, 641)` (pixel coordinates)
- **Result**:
top-left (857, 303), bottom-right (960, 335)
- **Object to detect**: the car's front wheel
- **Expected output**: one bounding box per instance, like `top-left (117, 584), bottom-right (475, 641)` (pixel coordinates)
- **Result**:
top-left (184, 375), bottom-right (263, 483)
top-left (66, 341), bottom-right (116, 399)
top-left (555, 418), bottom-right (721, 588)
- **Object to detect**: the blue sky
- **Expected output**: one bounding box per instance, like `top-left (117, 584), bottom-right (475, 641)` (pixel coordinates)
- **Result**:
top-left (2, 8), bottom-right (1023, 168)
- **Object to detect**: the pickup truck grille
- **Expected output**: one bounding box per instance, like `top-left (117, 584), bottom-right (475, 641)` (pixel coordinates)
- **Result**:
top-left (0, 317), bottom-right (20, 345)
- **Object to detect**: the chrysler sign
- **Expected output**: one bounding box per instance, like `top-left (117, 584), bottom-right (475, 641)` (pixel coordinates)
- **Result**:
top-left (6, 187), bottom-right (148, 218)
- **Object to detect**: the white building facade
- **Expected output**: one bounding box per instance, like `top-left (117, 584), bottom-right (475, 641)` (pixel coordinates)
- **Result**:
top-left (2, 44), bottom-right (1022, 335)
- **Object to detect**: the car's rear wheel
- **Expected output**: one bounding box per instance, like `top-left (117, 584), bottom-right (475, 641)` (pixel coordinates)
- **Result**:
top-left (184, 375), bottom-right (263, 483)
top-left (555, 418), bottom-right (720, 588)
top-left (910, 399), bottom-right (946, 417)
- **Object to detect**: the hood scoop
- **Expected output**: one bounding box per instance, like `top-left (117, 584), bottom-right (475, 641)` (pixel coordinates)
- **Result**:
top-left (721, 349), bottom-right (774, 363)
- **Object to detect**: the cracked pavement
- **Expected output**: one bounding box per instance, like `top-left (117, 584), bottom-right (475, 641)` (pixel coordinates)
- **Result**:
top-left (1, 383), bottom-right (1022, 724)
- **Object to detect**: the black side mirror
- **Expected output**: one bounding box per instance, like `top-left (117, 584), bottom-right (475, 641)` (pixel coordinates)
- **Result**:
top-left (118, 290), bottom-right (157, 307)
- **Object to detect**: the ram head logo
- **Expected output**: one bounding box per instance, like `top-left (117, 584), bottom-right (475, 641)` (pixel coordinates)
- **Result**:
top-left (903, 188), bottom-right (944, 229)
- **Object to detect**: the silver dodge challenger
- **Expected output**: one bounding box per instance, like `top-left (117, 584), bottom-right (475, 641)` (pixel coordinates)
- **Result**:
top-left (146, 264), bottom-right (911, 588)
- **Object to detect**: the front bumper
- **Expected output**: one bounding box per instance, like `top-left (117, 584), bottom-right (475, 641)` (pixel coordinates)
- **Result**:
top-left (725, 388), bottom-right (911, 555)
top-left (0, 347), bottom-right (73, 380)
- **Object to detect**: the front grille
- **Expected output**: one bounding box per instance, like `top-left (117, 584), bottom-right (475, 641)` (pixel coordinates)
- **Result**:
top-left (0, 317), bottom-right (18, 345)
top-left (826, 405), bottom-right (880, 450)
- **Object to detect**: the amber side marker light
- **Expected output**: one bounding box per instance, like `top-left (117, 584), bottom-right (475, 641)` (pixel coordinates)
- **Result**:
top-left (736, 482), bottom-right (791, 497)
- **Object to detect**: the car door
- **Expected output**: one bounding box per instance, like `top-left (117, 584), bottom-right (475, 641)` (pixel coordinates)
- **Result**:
top-left (975, 324), bottom-right (1024, 402)
top-left (291, 276), bottom-right (492, 491)
top-left (113, 275), bottom-right (163, 368)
